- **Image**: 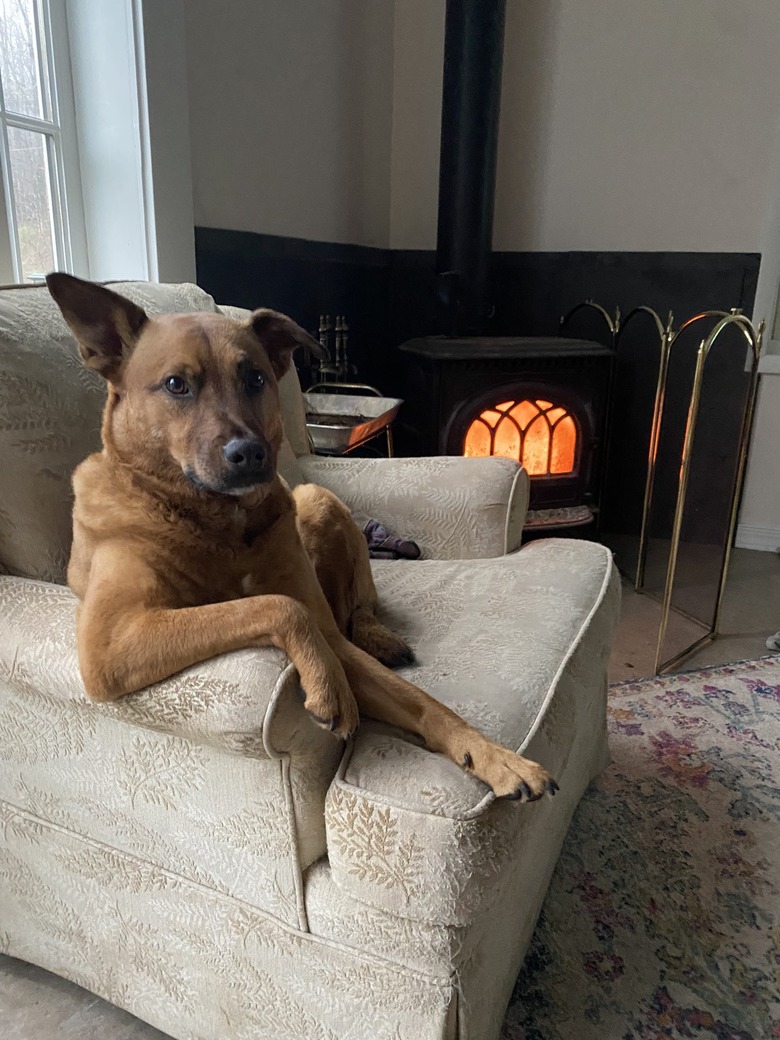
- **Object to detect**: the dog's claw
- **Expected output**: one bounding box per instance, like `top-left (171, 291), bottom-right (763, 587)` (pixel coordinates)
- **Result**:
top-left (394, 646), bottom-right (416, 667)
top-left (508, 777), bottom-right (558, 802)
top-left (308, 710), bottom-right (336, 729)
top-left (507, 780), bottom-right (547, 803)
top-left (512, 781), bottom-right (531, 802)
top-left (378, 644), bottom-right (416, 669)
top-left (307, 708), bottom-right (356, 740)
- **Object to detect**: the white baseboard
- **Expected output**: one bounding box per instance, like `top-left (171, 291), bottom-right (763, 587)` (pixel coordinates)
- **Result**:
top-left (735, 523), bottom-right (780, 552)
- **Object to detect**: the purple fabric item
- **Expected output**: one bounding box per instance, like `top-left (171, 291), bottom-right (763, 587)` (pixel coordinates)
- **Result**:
top-left (362, 519), bottom-right (421, 560)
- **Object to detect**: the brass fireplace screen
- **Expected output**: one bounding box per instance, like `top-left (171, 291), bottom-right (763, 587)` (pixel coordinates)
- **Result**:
top-left (559, 301), bottom-right (763, 674)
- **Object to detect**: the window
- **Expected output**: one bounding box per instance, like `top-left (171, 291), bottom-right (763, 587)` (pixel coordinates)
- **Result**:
top-left (1, 1), bottom-right (194, 285)
top-left (0, 0), bottom-right (82, 283)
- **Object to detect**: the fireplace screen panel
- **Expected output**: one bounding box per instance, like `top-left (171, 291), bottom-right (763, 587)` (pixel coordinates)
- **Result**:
top-left (462, 398), bottom-right (578, 476)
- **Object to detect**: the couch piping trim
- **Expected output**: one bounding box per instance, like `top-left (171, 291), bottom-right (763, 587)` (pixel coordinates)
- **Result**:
top-left (517, 543), bottom-right (615, 754)
top-left (263, 659), bottom-right (309, 931)
top-left (503, 465), bottom-right (526, 556)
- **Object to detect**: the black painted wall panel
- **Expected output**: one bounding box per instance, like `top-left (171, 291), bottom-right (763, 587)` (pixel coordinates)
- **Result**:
top-left (196, 229), bottom-right (759, 390)
top-left (195, 227), bottom-right (760, 551)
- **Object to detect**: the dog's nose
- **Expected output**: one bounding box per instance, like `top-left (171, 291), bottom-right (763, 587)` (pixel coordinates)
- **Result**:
top-left (223, 437), bottom-right (266, 472)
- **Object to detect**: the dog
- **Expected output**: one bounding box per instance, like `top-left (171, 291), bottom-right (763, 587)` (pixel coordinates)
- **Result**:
top-left (46, 273), bottom-right (557, 802)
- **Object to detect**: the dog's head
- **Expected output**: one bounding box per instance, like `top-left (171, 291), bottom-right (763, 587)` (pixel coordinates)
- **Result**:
top-left (47, 273), bottom-right (322, 497)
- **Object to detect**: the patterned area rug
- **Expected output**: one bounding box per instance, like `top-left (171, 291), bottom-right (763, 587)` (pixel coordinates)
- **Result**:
top-left (502, 656), bottom-right (780, 1040)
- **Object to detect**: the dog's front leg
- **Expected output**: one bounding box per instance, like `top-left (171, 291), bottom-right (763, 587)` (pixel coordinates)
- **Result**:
top-left (335, 639), bottom-right (557, 801)
top-left (76, 559), bottom-right (359, 736)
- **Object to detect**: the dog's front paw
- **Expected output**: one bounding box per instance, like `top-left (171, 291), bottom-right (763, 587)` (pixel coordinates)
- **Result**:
top-left (464, 741), bottom-right (558, 802)
top-left (302, 665), bottom-right (359, 739)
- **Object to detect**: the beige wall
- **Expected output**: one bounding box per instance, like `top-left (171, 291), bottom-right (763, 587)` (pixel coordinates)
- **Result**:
top-left (738, 378), bottom-right (780, 551)
top-left (183, 0), bottom-right (780, 542)
top-left (491, 0), bottom-right (780, 544)
top-left (183, 0), bottom-right (394, 248)
top-left (493, 0), bottom-right (780, 254)
top-left (389, 0), bottom-right (780, 546)
top-left (386, 0), bottom-right (780, 257)
top-left (184, 0), bottom-right (780, 259)
top-left (388, 0), bottom-right (444, 250)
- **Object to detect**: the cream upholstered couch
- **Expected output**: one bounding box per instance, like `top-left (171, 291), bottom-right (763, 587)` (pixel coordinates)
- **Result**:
top-left (0, 282), bottom-right (620, 1040)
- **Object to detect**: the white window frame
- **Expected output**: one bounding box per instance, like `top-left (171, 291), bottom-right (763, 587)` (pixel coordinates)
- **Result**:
top-left (0, 0), bottom-right (86, 283)
top-left (1, 0), bottom-right (194, 286)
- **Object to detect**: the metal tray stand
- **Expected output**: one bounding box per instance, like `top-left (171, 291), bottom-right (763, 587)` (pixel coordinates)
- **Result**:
top-left (303, 390), bottom-right (403, 455)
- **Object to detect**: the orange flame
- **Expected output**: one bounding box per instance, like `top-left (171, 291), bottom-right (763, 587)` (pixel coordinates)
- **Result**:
top-left (463, 399), bottom-right (576, 476)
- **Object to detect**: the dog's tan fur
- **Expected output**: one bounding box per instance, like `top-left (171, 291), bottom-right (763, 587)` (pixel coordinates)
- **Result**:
top-left (47, 273), bottom-right (556, 801)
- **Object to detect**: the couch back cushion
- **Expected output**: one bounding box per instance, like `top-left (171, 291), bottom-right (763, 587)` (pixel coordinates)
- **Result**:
top-left (0, 282), bottom-right (219, 583)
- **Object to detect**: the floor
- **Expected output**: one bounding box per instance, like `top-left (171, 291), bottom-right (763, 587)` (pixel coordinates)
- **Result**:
top-left (2, 547), bottom-right (779, 1040)
top-left (608, 546), bottom-right (780, 682)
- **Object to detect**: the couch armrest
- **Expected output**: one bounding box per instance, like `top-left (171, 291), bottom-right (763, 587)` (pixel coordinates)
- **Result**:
top-left (0, 575), bottom-right (343, 891)
top-left (324, 542), bottom-right (621, 928)
top-left (298, 455), bottom-right (529, 559)
top-left (0, 575), bottom-right (334, 761)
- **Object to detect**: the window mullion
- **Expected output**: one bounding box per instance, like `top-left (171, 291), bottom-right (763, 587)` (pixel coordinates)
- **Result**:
top-left (46, 130), bottom-right (71, 272)
top-left (48, 0), bottom-right (87, 276)
top-left (0, 42), bottom-right (18, 281)
top-left (34, 0), bottom-right (54, 123)
top-left (0, 117), bottom-right (23, 282)
top-left (4, 111), bottom-right (58, 134)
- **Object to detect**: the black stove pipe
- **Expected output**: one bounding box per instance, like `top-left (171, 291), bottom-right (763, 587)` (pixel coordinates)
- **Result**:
top-left (436, 0), bottom-right (506, 336)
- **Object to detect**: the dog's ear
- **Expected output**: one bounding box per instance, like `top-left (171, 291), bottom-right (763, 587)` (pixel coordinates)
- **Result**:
top-left (248, 309), bottom-right (326, 380)
top-left (46, 272), bottom-right (148, 384)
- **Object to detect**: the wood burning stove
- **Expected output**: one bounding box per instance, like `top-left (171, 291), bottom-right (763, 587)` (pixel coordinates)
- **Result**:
top-left (394, 0), bottom-right (615, 535)
top-left (398, 335), bottom-right (614, 532)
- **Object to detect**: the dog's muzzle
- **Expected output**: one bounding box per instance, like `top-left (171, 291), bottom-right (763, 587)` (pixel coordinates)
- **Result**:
top-left (219, 436), bottom-right (271, 489)
top-left (223, 436), bottom-right (266, 473)
top-left (184, 436), bottom-right (273, 495)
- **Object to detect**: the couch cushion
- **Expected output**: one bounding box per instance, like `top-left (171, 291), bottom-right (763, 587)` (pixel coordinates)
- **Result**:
top-left (324, 538), bottom-right (620, 925)
top-left (0, 282), bottom-right (218, 583)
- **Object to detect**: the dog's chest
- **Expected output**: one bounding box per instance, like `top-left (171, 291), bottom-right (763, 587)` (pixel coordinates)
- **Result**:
top-left (220, 509), bottom-right (305, 601)
top-left (185, 542), bottom-right (272, 603)
top-left (165, 492), bottom-right (305, 605)
top-left (232, 539), bottom-right (302, 598)
top-left (217, 528), bottom-right (275, 600)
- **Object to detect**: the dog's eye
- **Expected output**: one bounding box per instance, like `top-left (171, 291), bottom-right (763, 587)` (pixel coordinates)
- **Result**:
top-left (164, 375), bottom-right (189, 396)
top-left (246, 369), bottom-right (266, 393)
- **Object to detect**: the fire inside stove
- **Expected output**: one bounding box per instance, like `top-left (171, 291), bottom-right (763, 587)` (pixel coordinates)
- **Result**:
top-left (462, 399), bottom-right (577, 476)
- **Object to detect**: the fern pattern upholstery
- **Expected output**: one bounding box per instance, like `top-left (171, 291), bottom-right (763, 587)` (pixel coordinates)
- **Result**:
top-left (0, 283), bottom-right (620, 1040)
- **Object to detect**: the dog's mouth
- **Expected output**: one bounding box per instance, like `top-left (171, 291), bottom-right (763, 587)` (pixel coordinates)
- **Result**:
top-left (183, 464), bottom-right (274, 497)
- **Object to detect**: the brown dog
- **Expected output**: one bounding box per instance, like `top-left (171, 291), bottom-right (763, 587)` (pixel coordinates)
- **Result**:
top-left (46, 273), bottom-right (557, 801)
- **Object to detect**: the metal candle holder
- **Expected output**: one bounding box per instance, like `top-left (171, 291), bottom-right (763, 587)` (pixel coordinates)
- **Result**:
top-left (316, 314), bottom-right (355, 384)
